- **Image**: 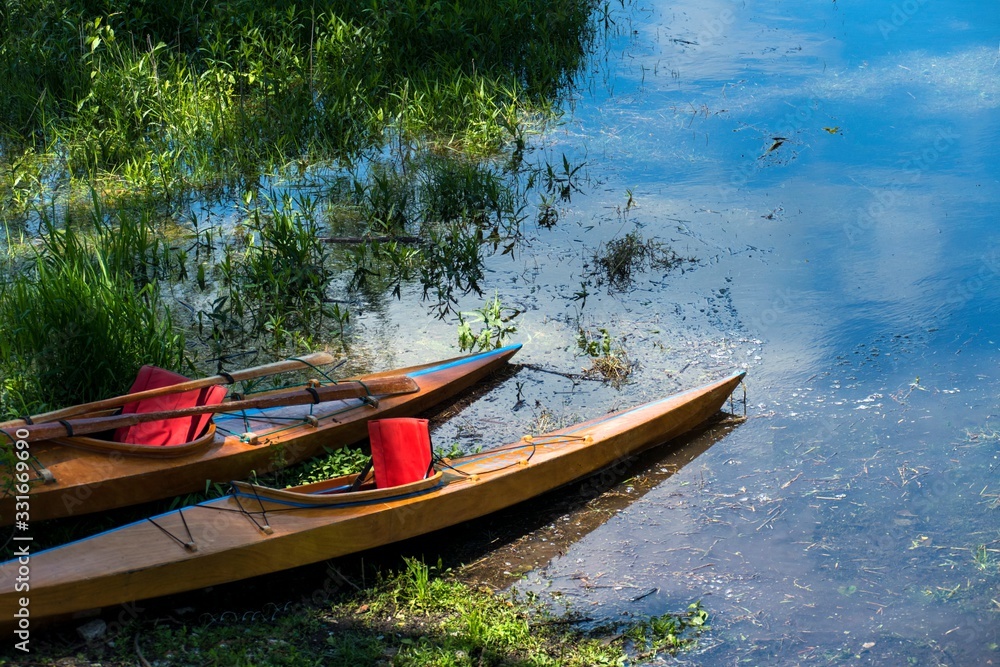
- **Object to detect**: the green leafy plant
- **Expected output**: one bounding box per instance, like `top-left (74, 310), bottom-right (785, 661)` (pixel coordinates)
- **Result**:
top-left (282, 446), bottom-right (371, 487)
top-left (457, 293), bottom-right (521, 352)
top-left (625, 601), bottom-right (710, 658)
top-left (577, 326), bottom-right (634, 388)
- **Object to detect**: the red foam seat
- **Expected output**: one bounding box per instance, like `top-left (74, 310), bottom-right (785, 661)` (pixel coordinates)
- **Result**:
top-left (113, 365), bottom-right (228, 446)
top-left (367, 418), bottom-right (433, 488)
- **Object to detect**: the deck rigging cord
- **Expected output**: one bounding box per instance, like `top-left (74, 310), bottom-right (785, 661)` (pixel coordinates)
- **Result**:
top-left (150, 432), bottom-right (592, 545)
top-left (147, 508), bottom-right (197, 551)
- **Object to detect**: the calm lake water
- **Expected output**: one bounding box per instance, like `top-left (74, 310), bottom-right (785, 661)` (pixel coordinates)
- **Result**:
top-left (362, 1), bottom-right (1000, 664)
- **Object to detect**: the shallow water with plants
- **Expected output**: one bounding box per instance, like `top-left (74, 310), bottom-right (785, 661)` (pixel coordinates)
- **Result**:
top-left (1, 0), bottom-right (999, 664)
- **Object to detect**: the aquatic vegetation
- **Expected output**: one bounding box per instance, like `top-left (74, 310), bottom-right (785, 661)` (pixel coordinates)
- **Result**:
top-left (588, 230), bottom-right (695, 292)
top-left (457, 293), bottom-right (521, 353)
top-left (539, 153), bottom-right (588, 203)
top-left (332, 150), bottom-right (529, 314)
top-left (625, 601), bottom-right (710, 657)
top-left (0, 0), bottom-right (610, 409)
top-left (233, 193), bottom-right (333, 329)
top-left (0, 0), bottom-right (598, 200)
top-left (577, 326), bottom-right (635, 387)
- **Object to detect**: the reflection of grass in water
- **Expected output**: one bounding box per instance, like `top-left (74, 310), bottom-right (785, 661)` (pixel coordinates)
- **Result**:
top-left (343, 153), bottom-right (529, 314)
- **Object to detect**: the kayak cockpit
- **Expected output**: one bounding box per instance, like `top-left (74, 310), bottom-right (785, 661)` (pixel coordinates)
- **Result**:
top-left (230, 470), bottom-right (444, 507)
top-left (229, 417), bottom-right (441, 506)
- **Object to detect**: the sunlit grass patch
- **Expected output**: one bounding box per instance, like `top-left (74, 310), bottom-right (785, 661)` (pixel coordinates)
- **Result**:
top-left (1, 0), bottom-right (599, 201)
top-left (74, 557), bottom-right (710, 667)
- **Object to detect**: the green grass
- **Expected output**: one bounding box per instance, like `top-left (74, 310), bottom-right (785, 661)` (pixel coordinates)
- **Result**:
top-left (5, 557), bottom-right (709, 666)
top-left (0, 0), bottom-right (598, 200)
top-left (0, 205), bottom-right (189, 419)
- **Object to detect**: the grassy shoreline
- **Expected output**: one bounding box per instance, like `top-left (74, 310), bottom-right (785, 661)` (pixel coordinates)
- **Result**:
top-left (1, 557), bottom-right (708, 666)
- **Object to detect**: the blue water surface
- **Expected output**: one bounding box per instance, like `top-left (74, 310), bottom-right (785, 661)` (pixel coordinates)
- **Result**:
top-left (418, 1), bottom-right (1000, 664)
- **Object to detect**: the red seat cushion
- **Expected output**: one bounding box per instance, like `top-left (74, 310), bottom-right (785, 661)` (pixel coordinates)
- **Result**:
top-left (112, 366), bottom-right (228, 446)
top-left (367, 418), bottom-right (433, 488)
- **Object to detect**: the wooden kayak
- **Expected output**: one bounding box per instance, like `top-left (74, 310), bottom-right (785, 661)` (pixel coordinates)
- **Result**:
top-left (0, 371), bottom-right (743, 627)
top-left (0, 345), bottom-right (521, 525)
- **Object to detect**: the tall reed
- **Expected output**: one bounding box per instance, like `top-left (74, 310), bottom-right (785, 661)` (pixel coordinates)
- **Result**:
top-left (0, 213), bottom-right (188, 418)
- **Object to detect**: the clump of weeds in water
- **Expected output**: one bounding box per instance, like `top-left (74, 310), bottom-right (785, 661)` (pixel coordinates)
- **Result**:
top-left (624, 601), bottom-right (711, 659)
top-left (577, 326), bottom-right (635, 388)
top-left (63, 557), bottom-right (708, 667)
top-left (457, 293), bottom-right (521, 352)
top-left (233, 193), bottom-right (333, 329)
top-left (588, 230), bottom-right (696, 293)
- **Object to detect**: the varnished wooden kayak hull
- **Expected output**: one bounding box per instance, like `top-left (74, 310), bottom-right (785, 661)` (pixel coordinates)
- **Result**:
top-left (0, 371), bottom-right (743, 626)
top-left (0, 345), bottom-right (520, 525)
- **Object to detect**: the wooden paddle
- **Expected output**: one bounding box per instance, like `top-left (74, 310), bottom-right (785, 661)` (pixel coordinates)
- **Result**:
top-left (3, 375), bottom-right (419, 444)
top-left (0, 352), bottom-right (338, 430)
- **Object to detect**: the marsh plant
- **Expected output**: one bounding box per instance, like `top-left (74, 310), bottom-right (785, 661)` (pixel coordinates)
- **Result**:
top-left (0, 212), bottom-right (188, 419)
top-left (577, 326), bottom-right (635, 387)
top-left (187, 192), bottom-right (339, 356)
top-left (343, 152), bottom-right (528, 313)
top-left (0, 0), bottom-right (598, 201)
top-left (589, 230), bottom-right (696, 292)
top-left (457, 293), bottom-right (521, 353)
top-left (625, 601), bottom-right (710, 658)
top-left (232, 193), bottom-right (333, 327)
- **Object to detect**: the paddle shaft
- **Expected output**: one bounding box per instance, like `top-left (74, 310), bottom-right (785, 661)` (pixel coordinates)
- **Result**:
top-left (4, 376), bottom-right (418, 444)
top-left (0, 352), bottom-right (337, 430)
